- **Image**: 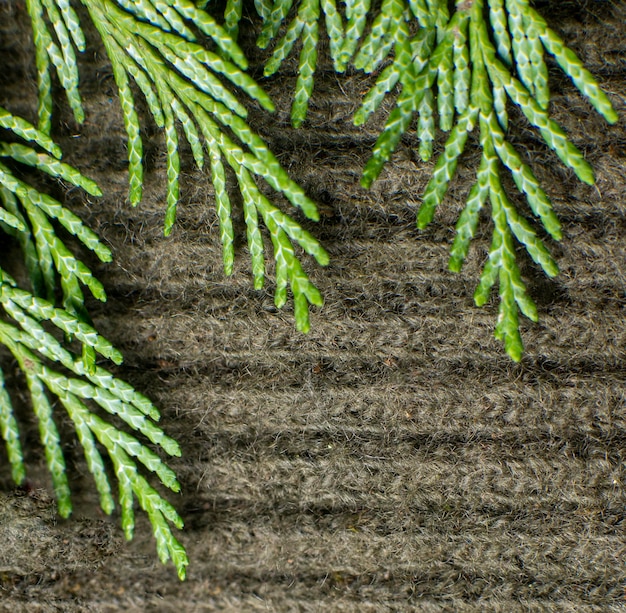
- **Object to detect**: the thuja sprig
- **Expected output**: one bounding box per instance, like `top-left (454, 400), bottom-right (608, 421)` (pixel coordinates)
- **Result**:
top-left (259, 0), bottom-right (322, 128)
top-left (0, 274), bottom-right (188, 579)
top-left (83, 0), bottom-right (255, 213)
top-left (0, 109), bottom-right (107, 333)
top-left (252, 0), bottom-right (618, 357)
top-left (252, 0), bottom-right (432, 126)
top-left (257, 0), bottom-right (346, 127)
top-left (25, 0), bottom-right (329, 332)
top-left (0, 109), bottom-right (187, 578)
top-left (352, 0), bottom-right (617, 360)
top-left (25, 0), bottom-right (86, 133)
top-left (252, 0), bottom-right (414, 126)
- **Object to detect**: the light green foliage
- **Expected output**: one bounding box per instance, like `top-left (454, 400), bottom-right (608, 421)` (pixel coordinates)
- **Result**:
top-left (259, 0), bottom-right (323, 127)
top-left (255, 0), bottom-right (617, 359)
top-left (28, 0), bottom-right (328, 332)
top-left (253, 0), bottom-right (357, 125)
top-left (26, 0), bottom-right (84, 132)
top-left (0, 110), bottom-right (188, 579)
top-left (0, 130), bottom-right (107, 314)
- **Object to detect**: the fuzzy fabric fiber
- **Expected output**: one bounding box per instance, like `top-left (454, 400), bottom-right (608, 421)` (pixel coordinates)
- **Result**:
top-left (1, 1), bottom-right (625, 610)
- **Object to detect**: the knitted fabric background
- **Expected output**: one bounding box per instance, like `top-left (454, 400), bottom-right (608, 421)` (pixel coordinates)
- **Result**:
top-left (1, 1), bottom-right (625, 610)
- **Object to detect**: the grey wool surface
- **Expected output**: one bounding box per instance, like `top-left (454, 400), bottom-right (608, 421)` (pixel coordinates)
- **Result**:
top-left (1, 1), bottom-right (626, 611)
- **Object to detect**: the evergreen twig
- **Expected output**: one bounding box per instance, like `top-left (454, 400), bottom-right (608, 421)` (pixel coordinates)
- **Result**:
top-left (254, 0), bottom-right (618, 359)
top-left (0, 109), bottom-right (187, 578)
top-left (26, 0), bottom-right (329, 332)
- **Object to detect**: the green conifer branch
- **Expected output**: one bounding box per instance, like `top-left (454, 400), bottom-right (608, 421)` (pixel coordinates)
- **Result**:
top-left (0, 109), bottom-right (187, 578)
top-left (0, 274), bottom-right (188, 578)
top-left (254, 0), bottom-right (617, 358)
top-left (3, 0), bottom-right (620, 581)
top-left (252, 0), bottom-right (352, 125)
top-left (23, 0), bottom-right (328, 331)
top-left (353, 0), bottom-right (617, 359)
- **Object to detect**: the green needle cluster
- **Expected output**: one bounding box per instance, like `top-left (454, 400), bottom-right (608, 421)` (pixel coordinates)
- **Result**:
top-left (253, 0), bottom-right (617, 360)
top-left (27, 0), bottom-right (329, 332)
top-left (0, 107), bottom-right (187, 576)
